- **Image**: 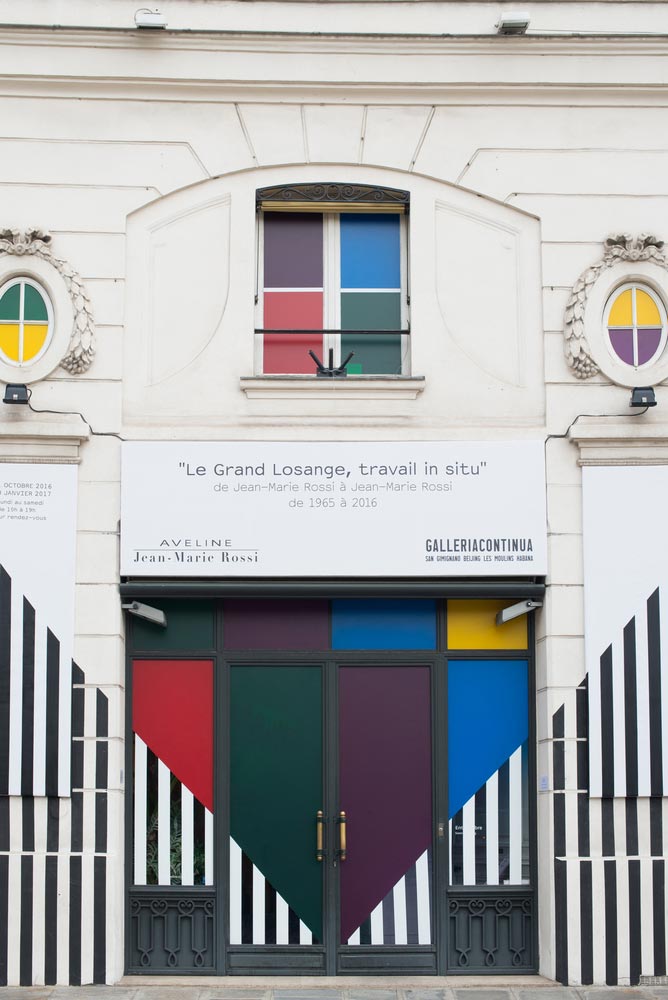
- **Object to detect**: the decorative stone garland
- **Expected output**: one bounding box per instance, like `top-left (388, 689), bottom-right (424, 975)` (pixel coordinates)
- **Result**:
top-left (564, 234), bottom-right (667, 380)
top-left (0, 228), bottom-right (95, 375)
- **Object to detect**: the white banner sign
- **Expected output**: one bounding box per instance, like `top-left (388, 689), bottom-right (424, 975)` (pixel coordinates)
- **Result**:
top-left (121, 441), bottom-right (547, 577)
top-left (583, 466), bottom-right (668, 797)
top-left (0, 463), bottom-right (77, 795)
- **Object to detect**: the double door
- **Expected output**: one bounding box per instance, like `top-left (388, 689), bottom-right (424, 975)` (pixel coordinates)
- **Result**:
top-left (227, 658), bottom-right (438, 974)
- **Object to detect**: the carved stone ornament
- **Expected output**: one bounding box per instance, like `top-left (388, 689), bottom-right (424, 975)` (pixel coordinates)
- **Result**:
top-left (256, 183), bottom-right (409, 209)
top-left (0, 228), bottom-right (95, 374)
top-left (564, 234), bottom-right (667, 379)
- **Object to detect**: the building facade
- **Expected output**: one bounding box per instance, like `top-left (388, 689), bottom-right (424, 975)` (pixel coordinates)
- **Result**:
top-left (0, 0), bottom-right (667, 986)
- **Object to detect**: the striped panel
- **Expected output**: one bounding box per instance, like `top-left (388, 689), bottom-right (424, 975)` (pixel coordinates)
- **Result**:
top-left (0, 661), bottom-right (110, 986)
top-left (0, 564), bottom-right (72, 797)
top-left (346, 848), bottom-right (432, 946)
top-left (229, 837), bottom-right (315, 945)
top-left (133, 736), bottom-right (212, 887)
top-left (552, 681), bottom-right (668, 985)
top-left (590, 587), bottom-right (667, 798)
top-left (449, 744), bottom-right (529, 886)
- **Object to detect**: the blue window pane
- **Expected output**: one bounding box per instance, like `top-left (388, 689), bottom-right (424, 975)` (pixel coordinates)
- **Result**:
top-left (331, 598), bottom-right (437, 649)
top-left (447, 659), bottom-right (528, 818)
top-left (340, 214), bottom-right (401, 289)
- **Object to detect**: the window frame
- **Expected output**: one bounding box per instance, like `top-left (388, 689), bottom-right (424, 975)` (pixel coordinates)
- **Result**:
top-left (254, 183), bottom-right (411, 377)
top-left (0, 275), bottom-right (54, 368)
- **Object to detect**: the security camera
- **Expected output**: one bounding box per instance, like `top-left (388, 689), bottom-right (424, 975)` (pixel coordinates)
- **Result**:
top-left (122, 601), bottom-right (167, 627)
top-left (496, 599), bottom-right (542, 626)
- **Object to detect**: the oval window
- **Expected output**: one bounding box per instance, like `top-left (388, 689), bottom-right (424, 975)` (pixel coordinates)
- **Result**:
top-left (605, 283), bottom-right (667, 369)
top-left (0, 277), bottom-right (54, 367)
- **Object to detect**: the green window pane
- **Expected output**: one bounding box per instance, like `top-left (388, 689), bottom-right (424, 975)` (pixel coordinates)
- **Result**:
top-left (129, 599), bottom-right (215, 651)
top-left (23, 284), bottom-right (48, 322)
top-left (0, 284), bottom-right (20, 321)
top-left (341, 291), bottom-right (401, 331)
top-left (342, 332), bottom-right (402, 375)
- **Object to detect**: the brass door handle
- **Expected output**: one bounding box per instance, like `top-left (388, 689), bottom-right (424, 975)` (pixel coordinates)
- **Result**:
top-left (316, 810), bottom-right (324, 862)
top-left (338, 811), bottom-right (347, 861)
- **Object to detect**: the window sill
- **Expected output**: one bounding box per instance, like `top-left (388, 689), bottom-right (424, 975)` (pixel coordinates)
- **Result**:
top-left (240, 374), bottom-right (425, 400)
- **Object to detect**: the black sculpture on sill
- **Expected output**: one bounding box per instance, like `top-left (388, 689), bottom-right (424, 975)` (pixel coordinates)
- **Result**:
top-left (309, 348), bottom-right (355, 378)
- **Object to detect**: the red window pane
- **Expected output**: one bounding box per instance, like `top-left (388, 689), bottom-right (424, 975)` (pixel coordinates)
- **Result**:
top-left (263, 332), bottom-right (323, 373)
top-left (264, 291), bottom-right (323, 330)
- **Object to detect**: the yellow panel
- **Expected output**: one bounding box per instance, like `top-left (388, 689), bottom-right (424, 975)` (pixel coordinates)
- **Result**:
top-left (0, 324), bottom-right (20, 362)
top-left (22, 324), bottom-right (49, 361)
top-left (608, 288), bottom-right (633, 326)
top-left (635, 289), bottom-right (661, 325)
top-left (447, 599), bottom-right (528, 650)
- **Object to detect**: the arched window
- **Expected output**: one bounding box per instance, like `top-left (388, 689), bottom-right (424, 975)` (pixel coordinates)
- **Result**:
top-left (604, 282), bottom-right (667, 369)
top-left (0, 276), bottom-right (54, 367)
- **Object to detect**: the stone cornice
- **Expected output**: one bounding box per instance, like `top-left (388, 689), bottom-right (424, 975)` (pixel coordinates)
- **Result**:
top-left (0, 415), bottom-right (90, 463)
top-left (569, 417), bottom-right (668, 465)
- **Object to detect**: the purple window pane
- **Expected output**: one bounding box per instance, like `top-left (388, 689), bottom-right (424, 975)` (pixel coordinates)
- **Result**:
top-left (223, 599), bottom-right (329, 650)
top-left (608, 328), bottom-right (635, 365)
top-left (637, 328), bottom-right (663, 365)
top-left (264, 213), bottom-right (323, 289)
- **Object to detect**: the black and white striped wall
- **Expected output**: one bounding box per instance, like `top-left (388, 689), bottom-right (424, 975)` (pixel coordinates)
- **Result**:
top-left (0, 558), bottom-right (111, 986)
top-left (552, 587), bottom-right (668, 984)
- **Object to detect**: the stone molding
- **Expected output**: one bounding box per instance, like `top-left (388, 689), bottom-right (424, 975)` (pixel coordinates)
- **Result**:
top-left (239, 374), bottom-right (426, 399)
top-left (569, 416), bottom-right (668, 465)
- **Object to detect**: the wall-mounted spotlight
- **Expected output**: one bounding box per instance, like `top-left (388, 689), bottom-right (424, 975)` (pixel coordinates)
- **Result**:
top-left (496, 599), bottom-right (542, 626)
top-left (496, 10), bottom-right (531, 33)
top-left (630, 386), bottom-right (657, 408)
top-left (134, 8), bottom-right (167, 28)
top-left (3, 383), bottom-right (30, 405)
top-left (122, 601), bottom-right (167, 627)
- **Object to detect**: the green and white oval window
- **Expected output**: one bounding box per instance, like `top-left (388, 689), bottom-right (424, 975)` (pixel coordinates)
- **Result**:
top-left (0, 277), bottom-right (54, 367)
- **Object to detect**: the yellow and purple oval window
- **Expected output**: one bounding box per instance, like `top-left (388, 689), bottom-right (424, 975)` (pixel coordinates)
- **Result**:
top-left (0, 277), bottom-right (53, 366)
top-left (605, 283), bottom-right (667, 368)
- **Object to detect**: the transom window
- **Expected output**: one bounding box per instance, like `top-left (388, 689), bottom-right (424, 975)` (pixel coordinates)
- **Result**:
top-left (604, 282), bottom-right (667, 368)
top-left (0, 276), bottom-right (53, 366)
top-left (256, 184), bottom-right (409, 376)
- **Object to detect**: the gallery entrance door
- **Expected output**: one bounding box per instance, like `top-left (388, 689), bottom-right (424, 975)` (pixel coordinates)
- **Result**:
top-left (126, 594), bottom-right (538, 976)
top-left (228, 660), bottom-right (435, 974)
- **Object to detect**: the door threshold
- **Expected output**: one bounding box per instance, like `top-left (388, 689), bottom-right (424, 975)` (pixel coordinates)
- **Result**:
top-left (121, 974), bottom-right (555, 987)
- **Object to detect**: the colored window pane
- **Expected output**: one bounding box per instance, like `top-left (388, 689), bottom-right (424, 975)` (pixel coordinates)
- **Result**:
top-left (447, 659), bottom-right (529, 887)
top-left (23, 284), bottom-right (48, 322)
top-left (636, 289), bottom-right (661, 325)
top-left (223, 599), bottom-right (329, 649)
top-left (0, 325), bottom-right (20, 362)
top-left (0, 284), bottom-right (20, 320)
top-left (332, 598), bottom-right (437, 649)
top-left (637, 328), bottom-right (663, 365)
top-left (23, 324), bottom-right (49, 359)
top-left (263, 213), bottom-right (323, 288)
top-left (608, 329), bottom-right (634, 365)
top-left (447, 600), bottom-right (528, 650)
top-left (607, 288), bottom-right (632, 326)
top-left (340, 291), bottom-right (401, 330)
top-left (341, 332), bottom-right (402, 375)
top-left (263, 291), bottom-right (323, 331)
top-left (0, 277), bottom-right (53, 365)
top-left (129, 599), bottom-right (215, 651)
top-left (340, 214), bottom-right (401, 289)
top-left (606, 284), bottom-right (666, 368)
top-left (263, 332), bottom-right (324, 374)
